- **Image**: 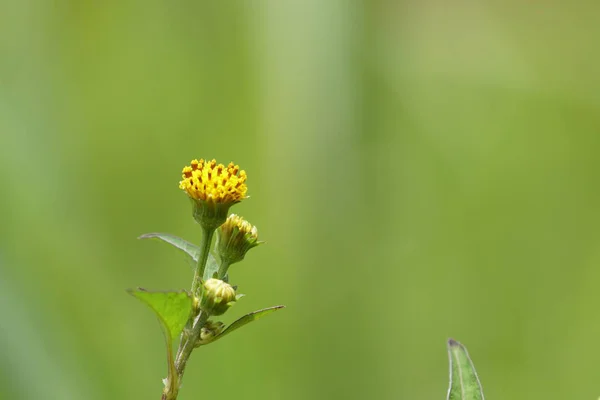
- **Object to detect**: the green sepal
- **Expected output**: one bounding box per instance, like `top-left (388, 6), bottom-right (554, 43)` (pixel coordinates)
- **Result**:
top-left (196, 305), bottom-right (284, 346)
top-left (138, 232), bottom-right (222, 281)
top-left (447, 339), bottom-right (485, 400)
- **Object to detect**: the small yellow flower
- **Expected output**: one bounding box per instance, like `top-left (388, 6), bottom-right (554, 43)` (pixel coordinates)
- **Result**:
top-left (179, 159), bottom-right (247, 204)
top-left (179, 159), bottom-right (248, 230)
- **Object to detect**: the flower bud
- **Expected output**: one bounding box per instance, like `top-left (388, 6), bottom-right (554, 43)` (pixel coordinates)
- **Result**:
top-left (200, 278), bottom-right (237, 316)
top-left (217, 214), bottom-right (261, 268)
top-left (196, 320), bottom-right (225, 346)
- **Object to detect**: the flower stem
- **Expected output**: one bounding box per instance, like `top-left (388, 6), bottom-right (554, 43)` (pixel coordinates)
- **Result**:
top-left (191, 227), bottom-right (215, 295)
top-left (163, 337), bottom-right (177, 399)
top-left (163, 227), bottom-right (215, 400)
top-left (175, 312), bottom-right (209, 375)
top-left (217, 260), bottom-right (231, 280)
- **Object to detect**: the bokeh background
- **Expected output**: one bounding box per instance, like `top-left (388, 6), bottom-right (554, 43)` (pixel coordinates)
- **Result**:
top-left (2, 1), bottom-right (600, 399)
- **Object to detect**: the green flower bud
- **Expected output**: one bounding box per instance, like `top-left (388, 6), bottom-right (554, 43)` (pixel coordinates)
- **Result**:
top-left (200, 278), bottom-right (237, 316)
top-left (217, 214), bottom-right (261, 269)
top-left (196, 320), bottom-right (225, 347)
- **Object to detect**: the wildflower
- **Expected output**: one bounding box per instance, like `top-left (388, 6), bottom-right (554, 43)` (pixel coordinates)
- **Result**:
top-left (179, 159), bottom-right (247, 230)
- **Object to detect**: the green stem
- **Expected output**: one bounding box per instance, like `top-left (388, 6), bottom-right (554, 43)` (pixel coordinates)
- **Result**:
top-left (163, 338), bottom-right (177, 399)
top-left (191, 227), bottom-right (215, 294)
top-left (175, 312), bottom-right (209, 375)
top-left (217, 260), bottom-right (231, 280)
top-left (163, 227), bottom-right (216, 400)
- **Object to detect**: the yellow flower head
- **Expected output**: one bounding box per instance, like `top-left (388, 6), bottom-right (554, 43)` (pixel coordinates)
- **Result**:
top-left (179, 159), bottom-right (247, 204)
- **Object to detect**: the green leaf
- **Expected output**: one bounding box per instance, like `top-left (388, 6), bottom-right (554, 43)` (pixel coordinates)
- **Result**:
top-left (128, 289), bottom-right (192, 390)
top-left (203, 253), bottom-right (222, 281)
top-left (209, 305), bottom-right (285, 344)
top-left (127, 288), bottom-right (193, 341)
top-left (139, 232), bottom-right (220, 276)
top-left (138, 232), bottom-right (200, 263)
top-left (447, 339), bottom-right (485, 400)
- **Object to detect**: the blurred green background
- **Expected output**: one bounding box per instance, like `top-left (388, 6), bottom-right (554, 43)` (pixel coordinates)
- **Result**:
top-left (1, 1), bottom-right (600, 399)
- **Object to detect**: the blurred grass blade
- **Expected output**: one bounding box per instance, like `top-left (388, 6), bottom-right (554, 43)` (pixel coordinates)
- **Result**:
top-left (447, 339), bottom-right (485, 400)
top-left (138, 232), bottom-right (219, 274)
top-left (209, 305), bottom-right (285, 344)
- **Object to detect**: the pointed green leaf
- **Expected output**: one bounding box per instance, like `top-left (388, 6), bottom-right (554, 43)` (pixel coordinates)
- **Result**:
top-left (128, 289), bottom-right (191, 389)
top-left (208, 305), bottom-right (285, 344)
top-left (447, 339), bottom-right (485, 400)
top-left (128, 288), bottom-right (193, 341)
top-left (139, 232), bottom-right (200, 262)
top-left (139, 232), bottom-right (220, 275)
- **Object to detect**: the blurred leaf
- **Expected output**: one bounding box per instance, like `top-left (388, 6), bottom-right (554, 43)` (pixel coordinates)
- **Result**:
top-left (139, 232), bottom-right (220, 275)
top-left (127, 288), bottom-right (192, 341)
top-left (447, 339), bottom-right (485, 400)
top-left (209, 305), bottom-right (285, 344)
